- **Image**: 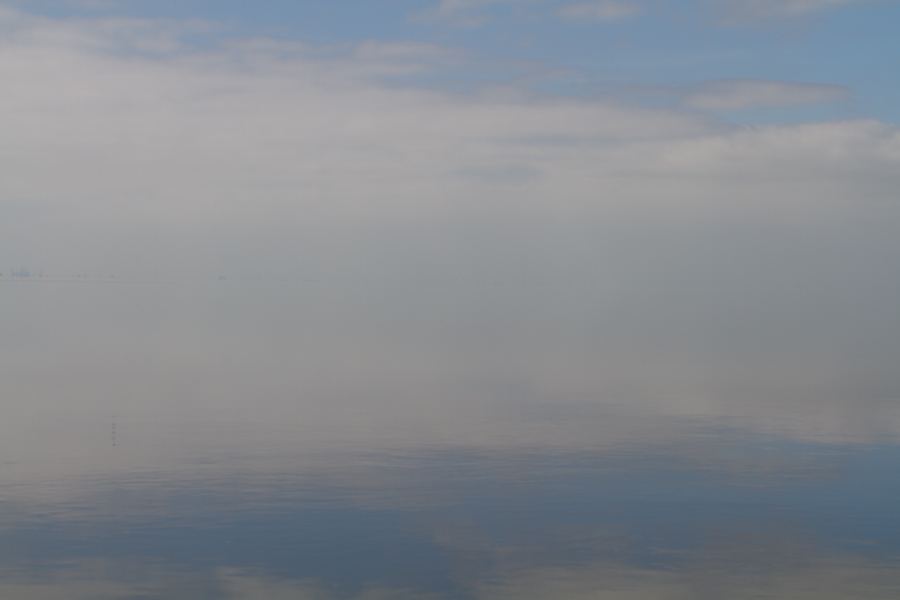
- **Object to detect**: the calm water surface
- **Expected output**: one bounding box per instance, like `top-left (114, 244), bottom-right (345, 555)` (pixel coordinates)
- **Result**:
top-left (1, 280), bottom-right (898, 599)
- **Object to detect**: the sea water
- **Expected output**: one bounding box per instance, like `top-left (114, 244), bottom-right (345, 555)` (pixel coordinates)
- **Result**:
top-left (1, 279), bottom-right (898, 599)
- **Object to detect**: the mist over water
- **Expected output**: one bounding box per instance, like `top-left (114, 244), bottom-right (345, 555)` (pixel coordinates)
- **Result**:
top-left (2, 0), bottom-right (900, 596)
top-left (1, 277), bottom-right (898, 599)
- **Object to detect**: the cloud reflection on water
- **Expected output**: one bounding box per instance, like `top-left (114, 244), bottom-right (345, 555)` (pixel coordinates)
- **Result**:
top-left (1, 553), bottom-right (899, 600)
top-left (0, 280), bottom-right (898, 598)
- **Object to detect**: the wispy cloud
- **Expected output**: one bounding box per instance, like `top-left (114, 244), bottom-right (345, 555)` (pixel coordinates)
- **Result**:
top-left (1, 10), bottom-right (896, 230)
top-left (409, 0), bottom-right (531, 25)
top-left (557, 0), bottom-right (643, 21)
top-left (705, 0), bottom-right (872, 22)
top-left (69, 0), bottom-right (124, 8)
top-left (682, 79), bottom-right (851, 110)
top-left (412, 0), bottom-right (644, 24)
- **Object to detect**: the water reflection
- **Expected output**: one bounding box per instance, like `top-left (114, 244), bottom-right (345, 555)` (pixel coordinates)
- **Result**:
top-left (1, 280), bottom-right (898, 599)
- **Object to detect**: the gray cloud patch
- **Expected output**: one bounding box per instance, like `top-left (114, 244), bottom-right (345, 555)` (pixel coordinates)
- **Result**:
top-left (456, 164), bottom-right (541, 183)
top-left (682, 79), bottom-right (851, 111)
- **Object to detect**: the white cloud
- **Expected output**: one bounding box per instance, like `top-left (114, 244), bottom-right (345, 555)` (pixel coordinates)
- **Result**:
top-left (2, 11), bottom-right (893, 226)
top-left (557, 0), bottom-right (643, 21)
top-left (1, 5), bottom-right (898, 283)
top-left (682, 79), bottom-right (851, 110)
